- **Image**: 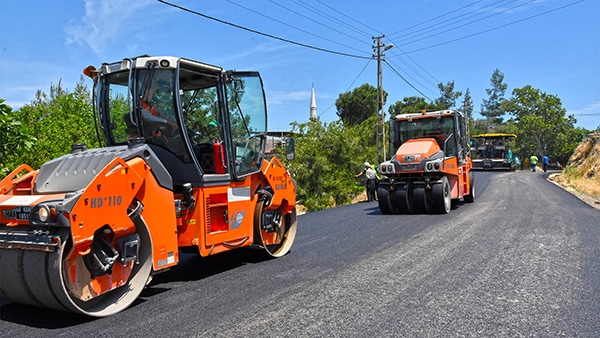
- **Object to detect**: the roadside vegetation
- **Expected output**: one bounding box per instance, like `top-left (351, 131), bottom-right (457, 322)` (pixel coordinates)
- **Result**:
top-left (1, 69), bottom-right (598, 211)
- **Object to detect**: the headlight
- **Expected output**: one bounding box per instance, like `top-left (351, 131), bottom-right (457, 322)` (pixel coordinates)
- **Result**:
top-left (38, 206), bottom-right (49, 222)
top-left (34, 204), bottom-right (57, 223)
top-left (425, 160), bottom-right (442, 172)
top-left (380, 163), bottom-right (394, 174)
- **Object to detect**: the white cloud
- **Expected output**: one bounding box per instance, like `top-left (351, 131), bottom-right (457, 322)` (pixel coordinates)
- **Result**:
top-left (569, 101), bottom-right (600, 115)
top-left (64, 0), bottom-right (153, 56)
top-left (267, 90), bottom-right (311, 105)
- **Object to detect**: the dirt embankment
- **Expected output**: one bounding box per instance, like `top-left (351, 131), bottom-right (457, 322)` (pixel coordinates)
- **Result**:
top-left (548, 132), bottom-right (600, 209)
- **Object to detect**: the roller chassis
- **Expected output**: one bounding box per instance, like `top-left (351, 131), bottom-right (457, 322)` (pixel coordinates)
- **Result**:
top-left (0, 55), bottom-right (298, 317)
top-left (377, 110), bottom-right (475, 215)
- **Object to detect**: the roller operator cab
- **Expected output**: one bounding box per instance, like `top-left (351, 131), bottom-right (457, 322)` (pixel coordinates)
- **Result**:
top-left (377, 110), bottom-right (475, 214)
top-left (0, 56), bottom-right (298, 317)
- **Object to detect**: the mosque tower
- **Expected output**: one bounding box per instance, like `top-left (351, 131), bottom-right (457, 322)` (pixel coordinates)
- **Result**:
top-left (310, 83), bottom-right (317, 120)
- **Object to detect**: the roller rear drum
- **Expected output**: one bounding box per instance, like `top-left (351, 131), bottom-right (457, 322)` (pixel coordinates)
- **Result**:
top-left (0, 219), bottom-right (152, 317)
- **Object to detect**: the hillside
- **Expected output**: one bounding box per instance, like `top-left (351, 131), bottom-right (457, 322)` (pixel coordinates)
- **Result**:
top-left (549, 132), bottom-right (600, 209)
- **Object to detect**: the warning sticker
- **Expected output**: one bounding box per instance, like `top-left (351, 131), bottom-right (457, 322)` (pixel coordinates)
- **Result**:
top-left (0, 195), bottom-right (43, 206)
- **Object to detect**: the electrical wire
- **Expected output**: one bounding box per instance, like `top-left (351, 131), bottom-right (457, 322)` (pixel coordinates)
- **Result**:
top-left (385, 56), bottom-right (438, 97)
top-left (386, 47), bottom-right (439, 87)
top-left (226, 0), bottom-right (368, 55)
top-left (395, 0), bottom-right (520, 39)
top-left (156, 0), bottom-right (370, 59)
top-left (292, 0), bottom-right (373, 39)
top-left (401, 0), bottom-right (586, 54)
top-left (396, 0), bottom-right (536, 47)
top-left (315, 0), bottom-right (382, 36)
top-left (384, 60), bottom-right (434, 102)
top-left (268, 0), bottom-right (370, 47)
top-left (157, 0), bottom-right (588, 115)
top-left (388, 0), bottom-right (485, 37)
top-left (318, 58), bottom-right (373, 118)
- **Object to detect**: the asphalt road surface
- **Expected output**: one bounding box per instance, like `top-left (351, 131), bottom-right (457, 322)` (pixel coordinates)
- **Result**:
top-left (1, 171), bottom-right (599, 337)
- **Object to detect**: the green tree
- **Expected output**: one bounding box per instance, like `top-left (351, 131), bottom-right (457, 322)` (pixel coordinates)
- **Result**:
top-left (10, 78), bottom-right (98, 170)
top-left (0, 99), bottom-right (37, 178)
top-left (503, 85), bottom-right (585, 164)
top-left (388, 96), bottom-right (438, 116)
top-left (335, 83), bottom-right (385, 126)
top-left (462, 88), bottom-right (473, 119)
top-left (435, 81), bottom-right (462, 109)
top-left (481, 68), bottom-right (508, 126)
top-left (286, 117), bottom-right (376, 211)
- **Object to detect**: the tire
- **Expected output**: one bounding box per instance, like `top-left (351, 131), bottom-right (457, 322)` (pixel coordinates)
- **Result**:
top-left (394, 183), bottom-right (413, 214)
top-left (431, 176), bottom-right (451, 214)
top-left (377, 182), bottom-right (398, 214)
top-left (412, 183), bottom-right (429, 214)
top-left (254, 201), bottom-right (298, 258)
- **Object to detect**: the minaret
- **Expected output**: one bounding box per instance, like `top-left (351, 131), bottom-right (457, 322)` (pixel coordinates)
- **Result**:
top-left (310, 83), bottom-right (317, 120)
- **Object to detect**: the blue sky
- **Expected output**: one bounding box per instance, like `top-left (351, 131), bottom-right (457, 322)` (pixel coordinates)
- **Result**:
top-left (1, 0), bottom-right (598, 131)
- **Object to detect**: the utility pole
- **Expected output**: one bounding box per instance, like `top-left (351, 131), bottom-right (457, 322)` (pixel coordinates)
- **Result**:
top-left (373, 36), bottom-right (393, 166)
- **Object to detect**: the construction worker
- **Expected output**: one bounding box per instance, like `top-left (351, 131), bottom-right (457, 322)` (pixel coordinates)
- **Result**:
top-left (355, 162), bottom-right (377, 202)
top-left (140, 70), bottom-right (178, 137)
top-left (543, 155), bottom-right (549, 172)
top-left (138, 71), bottom-right (188, 160)
top-left (530, 154), bottom-right (538, 172)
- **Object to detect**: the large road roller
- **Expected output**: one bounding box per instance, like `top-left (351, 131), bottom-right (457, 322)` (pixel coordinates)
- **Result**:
top-left (0, 56), bottom-right (298, 317)
top-left (377, 109), bottom-right (475, 214)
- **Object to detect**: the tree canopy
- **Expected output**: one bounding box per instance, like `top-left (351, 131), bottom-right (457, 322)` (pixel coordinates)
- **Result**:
top-left (388, 96), bottom-right (438, 116)
top-left (1, 78), bottom-right (98, 177)
top-left (503, 85), bottom-right (586, 164)
top-left (286, 117), bottom-right (376, 211)
top-left (480, 68), bottom-right (508, 126)
top-left (435, 81), bottom-right (462, 110)
top-left (335, 83), bottom-right (386, 126)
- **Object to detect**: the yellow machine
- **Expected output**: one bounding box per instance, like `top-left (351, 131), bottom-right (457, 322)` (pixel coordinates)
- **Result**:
top-left (470, 133), bottom-right (518, 171)
top-left (0, 56), bottom-right (298, 317)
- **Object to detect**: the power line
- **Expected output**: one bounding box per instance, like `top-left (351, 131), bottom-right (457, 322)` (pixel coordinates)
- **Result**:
top-left (400, 0), bottom-right (586, 54)
top-left (384, 60), bottom-right (434, 102)
top-left (315, 0), bottom-right (382, 36)
top-left (388, 0), bottom-right (487, 38)
top-left (292, 0), bottom-right (373, 39)
top-left (318, 58), bottom-right (373, 118)
top-left (268, 0), bottom-right (370, 47)
top-left (226, 0), bottom-right (368, 54)
top-left (156, 0), bottom-right (371, 59)
top-left (396, 0), bottom-right (536, 48)
top-left (386, 46), bottom-right (439, 87)
top-left (389, 0), bottom-right (516, 41)
top-left (385, 56), bottom-right (438, 96)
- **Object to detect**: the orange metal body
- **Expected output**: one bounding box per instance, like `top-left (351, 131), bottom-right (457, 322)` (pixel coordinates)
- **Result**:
top-left (177, 155), bottom-right (295, 257)
top-left (378, 109), bottom-right (474, 214)
top-left (0, 56), bottom-right (299, 316)
top-left (0, 154), bottom-right (296, 300)
top-left (391, 137), bottom-right (472, 200)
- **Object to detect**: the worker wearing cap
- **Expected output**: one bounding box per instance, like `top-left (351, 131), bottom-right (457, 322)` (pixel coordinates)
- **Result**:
top-left (355, 162), bottom-right (378, 202)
